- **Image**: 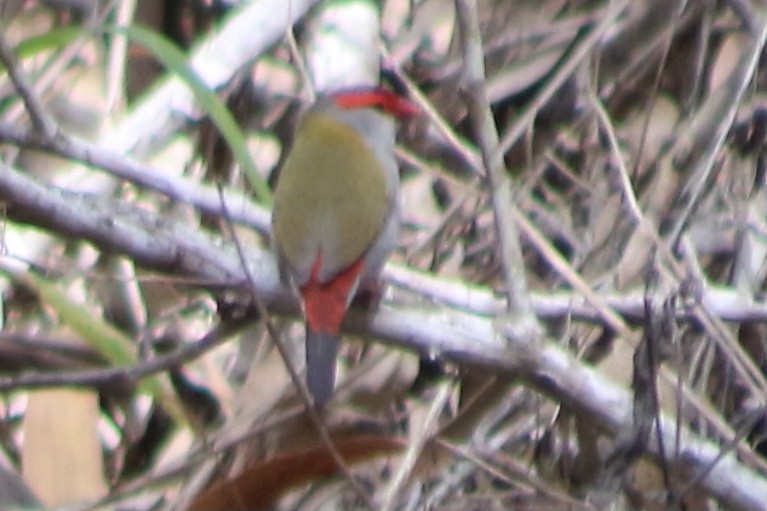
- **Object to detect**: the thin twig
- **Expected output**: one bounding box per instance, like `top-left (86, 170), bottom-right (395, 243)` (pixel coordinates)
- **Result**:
top-left (105, 0), bottom-right (138, 110)
top-left (286, 26), bottom-right (315, 103)
top-left (0, 34), bottom-right (57, 138)
top-left (382, 46), bottom-right (483, 172)
top-left (590, 85), bottom-right (767, 403)
top-left (0, 317), bottom-right (248, 391)
top-left (667, 6), bottom-right (767, 248)
top-left (216, 185), bottom-right (376, 510)
top-left (496, 0), bottom-right (630, 157)
top-left (3, 0), bottom-right (111, 126)
top-left (379, 380), bottom-right (453, 511)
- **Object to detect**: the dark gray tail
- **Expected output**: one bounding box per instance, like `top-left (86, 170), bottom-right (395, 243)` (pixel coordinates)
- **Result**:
top-left (306, 329), bottom-right (339, 407)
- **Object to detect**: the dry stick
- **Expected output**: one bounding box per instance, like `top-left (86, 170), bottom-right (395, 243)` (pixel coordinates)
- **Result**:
top-left (381, 46), bottom-right (482, 172)
top-left (109, 256), bottom-right (148, 335)
top-left (628, 0), bottom-right (685, 180)
top-left (408, 191), bottom-right (476, 263)
top-left (396, 146), bottom-right (476, 193)
top-left (728, 0), bottom-right (761, 33)
top-left (0, 312), bottom-right (248, 391)
top-left (592, 92), bottom-right (676, 496)
top-left (106, 0), bottom-right (138, 111)
top-left (394, 146), bottom-right (481, 260)
top-left (513, 208), bottom-right (767, 476)
top-left (79, 405), bottom-right (306, 511)
top-left (3, 0), bottom-right (111, 126)
top-left (379, 380), bottom-right (453, 511)
top-left (593, 59), bottom-right (767, 400)
top-left (434, 440), bottom-right (595, 511)
top-left (0, 35), bottom-right (57, 139)
top-left (106, 3), bottom-right (150, 341)
top-left (454, 0), bottom-right (537, 329)
top-left (495, 0), bottom-right (630, 158)
top-left (678, 406), bottom-right (767, 501)
top-left (590, 88), bottom-right (767, 472)
top-left (429, 386), bottom-right (581, 506)
top-left (0, 161), bottom-right (248, 283)
top-left (667, 7), bottom-right (767, 248)
top-left (285, 27), bottom-right (315, 103)
top-left (589, 94), bottom-right (645, 223)
top-left (215, 186), bottom-right (375, 510)
top-left (0, 122), bottom-right (270, 232)
top-left (384, 256), bottom-right (767, 323)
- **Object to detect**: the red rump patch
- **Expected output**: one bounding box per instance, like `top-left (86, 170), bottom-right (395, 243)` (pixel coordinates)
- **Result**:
top-left (331, 87), bottom-right (419, 118)
top-left (301, 253), bottom-right (365, 335)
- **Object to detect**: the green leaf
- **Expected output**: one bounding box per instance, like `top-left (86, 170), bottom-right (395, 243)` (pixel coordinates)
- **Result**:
top-left (15, 26), bottom-right (84, 59)
top-left (0, 264), bottom-right (187, 424)
top-left (24, 272), bottom-right (135, 364)
top-left (113, 23), bottom-right (273, 205)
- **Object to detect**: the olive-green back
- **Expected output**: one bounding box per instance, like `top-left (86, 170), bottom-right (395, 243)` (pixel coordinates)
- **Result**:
top-left (272, 110), bottom-right (391, 284)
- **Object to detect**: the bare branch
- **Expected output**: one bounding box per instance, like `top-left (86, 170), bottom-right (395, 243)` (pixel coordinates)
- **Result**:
top-left (102, 0), bottom-right (321, 159)
top-left (0, 121), bottom-right (270, 232)
top-left (454, 0), bottom-right (538, 332)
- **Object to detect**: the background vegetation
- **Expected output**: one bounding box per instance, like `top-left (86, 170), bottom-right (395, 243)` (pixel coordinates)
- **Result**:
top-left (1, 0), bottom-right (766, 509)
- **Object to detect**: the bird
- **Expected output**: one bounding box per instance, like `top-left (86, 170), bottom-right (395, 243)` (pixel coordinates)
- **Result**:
top-left (271, 86), bottom-right (417, 407)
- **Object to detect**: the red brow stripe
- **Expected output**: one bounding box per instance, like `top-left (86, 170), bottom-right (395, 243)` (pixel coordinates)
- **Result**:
top-left (331, 87), bottom-right (419, 118)
top-left (301, 255), bottom-right (365, 335)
